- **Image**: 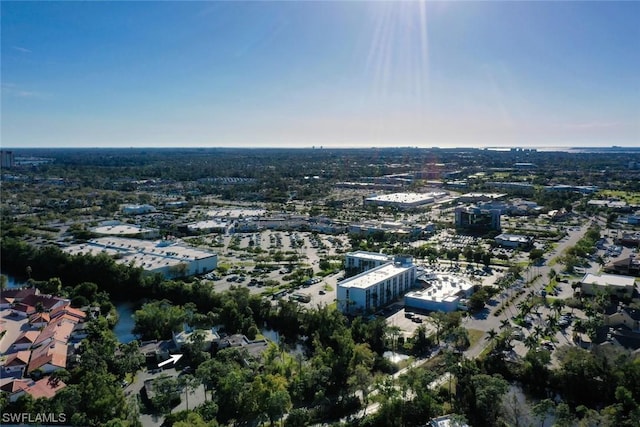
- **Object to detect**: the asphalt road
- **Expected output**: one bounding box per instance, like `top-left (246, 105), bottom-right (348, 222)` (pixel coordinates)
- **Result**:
top-left (463, 222), bottom-right (592, 359)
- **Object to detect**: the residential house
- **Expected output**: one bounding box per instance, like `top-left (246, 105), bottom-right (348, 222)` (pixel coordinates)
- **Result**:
top-left (606, 306), bottom-right (640, 333)
top-left (11, 303), bottom-right (36, 318)
top-left (0, 377), bottom-right (66, 402)
top-left (49, 305), bottom-right (87, 323)
top-left (31, 320), bottom-right (75, 350)
top-left (27, 340), bottom-right (68, 375)
top-left (28, 312), bottom-right (51, 329)
top-left (2, 350), bottom-right (31, 376)
top-left (172, 327), bottom-right (220, 351)
top-left (11, 330), bottom-right (40, 351)
top-left (21, 294), bottom-right (70, 313)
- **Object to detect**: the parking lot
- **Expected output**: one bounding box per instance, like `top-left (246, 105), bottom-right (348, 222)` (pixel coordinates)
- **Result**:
top-left (194, 230), bottom-right (349, 298)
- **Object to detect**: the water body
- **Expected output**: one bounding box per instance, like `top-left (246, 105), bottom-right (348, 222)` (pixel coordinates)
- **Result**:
top-left (2, 274), bottom-right (28, 289)
top-left (383, 351), bottom-right (410, 364)
top-left (113, 301), bottom-right (139, 344)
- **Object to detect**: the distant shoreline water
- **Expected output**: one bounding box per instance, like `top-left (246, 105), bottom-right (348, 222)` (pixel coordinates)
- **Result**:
top-left (2, 145), bottom-right (639, 153)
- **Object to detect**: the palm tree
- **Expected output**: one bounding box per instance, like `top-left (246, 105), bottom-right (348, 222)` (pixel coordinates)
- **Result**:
top-left (524, 335), bottom-right (538, 352)
top-left (546, 315), bottom-right (558, 336)
top-left (500, 318), bottom-right (511, 330)
top-left (486, 329), bottom-right (498, 344)
top-left (551, 299), bottom-right (565, 318)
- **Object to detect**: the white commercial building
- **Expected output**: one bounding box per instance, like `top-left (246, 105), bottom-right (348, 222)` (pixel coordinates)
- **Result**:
top-left (364, 192), bottom-right (446, 209)
top-left (187, 219), bottom-right (230, 234)
top-left (92, 223), bottom-right (159, 239)
top-left (494, 233), bottom-right (533, 248)
top-left (337, 256), bottom-right (416, 314)
top-left (405, 273), bottom-right (475, 313)
top-left (64, 237), bottom-right (217, 278)
top-left (580, 273), bottom-right (636, 298)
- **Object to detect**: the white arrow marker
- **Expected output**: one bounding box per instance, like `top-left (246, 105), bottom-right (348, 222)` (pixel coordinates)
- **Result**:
top-left (158, 354), bottom-right (183, 368)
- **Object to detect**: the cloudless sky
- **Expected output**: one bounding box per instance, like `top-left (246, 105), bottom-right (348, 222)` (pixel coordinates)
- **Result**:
top-left (1, 1), bottom-right (639, 148)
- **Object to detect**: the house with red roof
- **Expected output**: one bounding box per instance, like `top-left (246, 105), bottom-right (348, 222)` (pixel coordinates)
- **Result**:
top-left (1, 288), bottom-right (38, 306)
top-left (27, 340), bottom-right (68, 375)
top-left (49, 305), bottom-right (86, 323)
top-left (2, 350), bottom-right (31, 376)
top-left (31, 320), bottom-right (75, 350)
top-left (20, 294), bottom-right (69, 313)
top-left (28, 312), bottom-right (51, 329)
top-left (11, 330), bottom-right (40, 351)
top-left (11, 303), bottom-right (36, 318)
top-left (0, 377), bottom-right (66, 402)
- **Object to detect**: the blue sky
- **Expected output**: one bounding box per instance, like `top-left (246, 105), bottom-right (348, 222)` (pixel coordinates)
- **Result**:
top-left (2, 1), bottom-right (639, 148)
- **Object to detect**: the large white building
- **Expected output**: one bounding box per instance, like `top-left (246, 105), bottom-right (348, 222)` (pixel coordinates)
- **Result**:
top-left (187, 219), bottom-right (230, 234)
top-left (64, 237), bottom-right (217, 278)
top-left (92, 222), bottom-right (159, 239)
top-left (337, 256), bottom-right (416, 314)
top-left (405, 272), bottom-right (475, 313)
top-left (364, 192), bottom-right (447, 209)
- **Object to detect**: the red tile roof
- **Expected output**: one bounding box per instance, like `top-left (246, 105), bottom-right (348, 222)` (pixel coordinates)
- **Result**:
top-left (27, 341), bottom-right (68, 373)
top-left (4, 350), bottom-right (31, 367)
top-left (24, 377), bottom-right (66, 399)
top-left (13, 330), bottom-right (40, 345)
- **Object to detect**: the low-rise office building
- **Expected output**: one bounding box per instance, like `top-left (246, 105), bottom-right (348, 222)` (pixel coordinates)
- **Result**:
top-left (455, 206), bottom-right (501, 232)
top-left (580, 273), bottom-right (636, 298)
top-left (494, 233), bottom-right (534, 249)
top-left (405, 273), bottom-right (475, 313)
top-left (121, 204), bottom-right (156, 215)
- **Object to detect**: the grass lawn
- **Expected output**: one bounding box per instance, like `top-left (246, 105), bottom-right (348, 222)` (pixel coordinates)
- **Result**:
top-left (467, 328), bottom-right (485, 348)
top-left (596, 190), bottom-right (640, 204)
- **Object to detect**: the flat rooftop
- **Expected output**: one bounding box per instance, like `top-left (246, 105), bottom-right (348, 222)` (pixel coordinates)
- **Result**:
top-left (188, 220), bottom-right (228, 230)
top-left (406, 274), bottom-right (473, 302)
top-left (207, 209), bottom-right (266, 218)
top-left (340, 263), bottom-right (413, 289)
top-left (63, 237), bottom-right (216, 270)
top-left (92, 225), bottom-right (156, 235)
top-left (496, 233), bottom-right (531, 243)
top-left (347, 251), bottom-right (392, 262)
top-left (581, 273), bottom-right (636, 288)
top-left (365, 192), bottom-right (442, 204)
top-left (459, 193), bottom-right (506, 199)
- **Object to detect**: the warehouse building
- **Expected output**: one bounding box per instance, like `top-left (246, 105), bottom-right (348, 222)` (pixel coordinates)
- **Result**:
top-left (64, 237), bottom-right (217, 278)
top-left (364, 192), bottom-right (447, 209)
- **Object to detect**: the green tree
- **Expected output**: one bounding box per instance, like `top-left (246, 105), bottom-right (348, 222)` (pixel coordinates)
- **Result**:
top-left (133, 300), bottom-right (186, 340)
top-left (114, 341), bottom-right (145, 380)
